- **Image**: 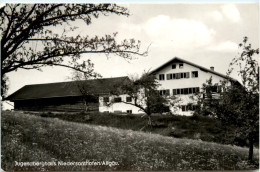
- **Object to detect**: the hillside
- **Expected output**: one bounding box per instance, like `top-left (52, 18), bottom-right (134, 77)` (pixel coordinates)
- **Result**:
top-left (1, 111), bottom-right (259, 171)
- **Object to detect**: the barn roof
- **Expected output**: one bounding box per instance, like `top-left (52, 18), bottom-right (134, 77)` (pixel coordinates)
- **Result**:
top-left (150, 56), bottom-right (239, 83)
top-left (6, 76), bottom-right (130, 101)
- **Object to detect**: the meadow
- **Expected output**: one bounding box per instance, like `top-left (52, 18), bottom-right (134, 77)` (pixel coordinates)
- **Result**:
top-left (1, 111), bottom-right (259, 171)
top-left (37, 111), bottom-right (251, 147)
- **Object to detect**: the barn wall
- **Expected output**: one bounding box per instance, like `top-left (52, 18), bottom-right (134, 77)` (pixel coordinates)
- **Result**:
top-left (14, 96), bottom-right (99, 112)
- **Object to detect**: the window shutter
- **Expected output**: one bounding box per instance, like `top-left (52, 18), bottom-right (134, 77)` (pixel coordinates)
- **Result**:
top-left (176, 73), bottom-right (180, 79)
top-left (173, 73), bottom-right (176, 79)
top-left (166, 74), bottom-right (170, 80)
top-left (186, 72), bottom-right (190, 78)
top-left (166, 89), bottom-right (170, 96)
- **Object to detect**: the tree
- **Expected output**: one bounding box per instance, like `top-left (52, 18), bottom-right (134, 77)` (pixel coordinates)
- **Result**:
top-left (196, 37), bottom-right (259, 162)
top-left (68, 68), bottom-right (101, 112)
top-left (110, 72), bottom-right (171, 126)
top-left (1, 4), bottom-right (147, 98)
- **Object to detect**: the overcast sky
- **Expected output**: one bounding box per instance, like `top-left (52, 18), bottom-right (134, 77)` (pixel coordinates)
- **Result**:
top-left (5, 3), bottom-right (259, 97)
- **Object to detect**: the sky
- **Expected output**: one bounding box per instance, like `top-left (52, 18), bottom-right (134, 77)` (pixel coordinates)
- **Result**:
top-left (3, 3), bottom-right (259, 109)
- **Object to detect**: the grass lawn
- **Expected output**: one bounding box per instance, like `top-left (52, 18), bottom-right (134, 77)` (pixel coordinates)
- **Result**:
top-left (1, 111), bottom-right (259, 171)
top-left (36, 111), bottom-right (252, 147)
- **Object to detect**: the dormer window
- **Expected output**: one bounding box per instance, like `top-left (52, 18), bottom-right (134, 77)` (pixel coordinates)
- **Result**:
top-left (172, 64), bottom-right (176, 69)
top-left (179, 64), bottom-right (184, 69)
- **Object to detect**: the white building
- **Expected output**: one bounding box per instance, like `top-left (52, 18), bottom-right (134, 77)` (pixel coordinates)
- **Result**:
top-left (149, 57), bottom-right (239, 116)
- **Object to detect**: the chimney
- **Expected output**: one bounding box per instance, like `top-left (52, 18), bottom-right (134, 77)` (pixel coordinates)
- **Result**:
top-left (210, 66), bottom-right (214, 71)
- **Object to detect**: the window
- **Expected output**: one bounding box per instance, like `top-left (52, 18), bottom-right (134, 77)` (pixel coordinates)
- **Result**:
top-left (114, 97), bottom-right (122, 102)
top-left (192, 71), bottom-right (198, 78)
top-left (182, 105), bottom-right (186, 111)
top-left (211, 86), bottom-right (218, 93)
top-left (172, 73), bottom-right (176, 79)
top-left (192, 87), bottom-right (196, 93)
top-left (184, 72), bottom-right (190, 78)
top-left (181, 105), bottom-right (198, 111)
top-left (159, 89), bottom-right (170, 96)
top-left (173, 87), bottom-right (200, 95)
top-left (171, 72), bottom-right (189, 79)
top-left (176, 73), bottom-right (181, 79)
top-left (172, 89), bottom-right (177, 95)
top-left (126, 97), bottom-right (132, 102)
top-left (184, 88), bottom-right (188, 94)
top-left (180, 73), bottom-right (184, 78)
top-left (179, 63), bottom-right (184, 69)
top-left (166, 74), bottom-right (173, 80)
top-left (159, 90), bottom-right (165, 96)
top-left (172, 64), bottom-right (176, 69)
top-left (103, 97), bottom-right (109, 102)
top-left (166, 89), bottom-right (170, 96)
top-left (126, 110), bottom-right (132, 114)
top-left (159, 74), bottom-right (165, 80)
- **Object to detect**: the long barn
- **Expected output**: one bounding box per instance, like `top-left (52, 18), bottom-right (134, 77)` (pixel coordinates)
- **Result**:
top-left (6, 76), bottom-right (131, 112)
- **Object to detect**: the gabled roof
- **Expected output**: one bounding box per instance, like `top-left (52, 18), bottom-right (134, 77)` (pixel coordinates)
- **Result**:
top-left (150, 56), bottom-right (238, 83)
top-left (6, 76), bottom-right (130, 101)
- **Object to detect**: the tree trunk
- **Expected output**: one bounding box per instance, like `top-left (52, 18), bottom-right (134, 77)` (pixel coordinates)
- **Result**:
top-left (148, 115), bottom-right (152, 126)
top-left (248, 137), bottom-right (254, 162)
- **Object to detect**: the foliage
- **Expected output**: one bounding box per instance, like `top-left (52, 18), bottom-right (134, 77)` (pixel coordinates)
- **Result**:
top-left (1, 4), bottom-right (147, 97)
top-left (2, 111), bottom-right (259, 171)
top-left (69, 70), bottom-right (101, 111)
top-left (195, 37), bottom-right (259, 162)
top-left (110, 72), bottom-right (169, 125)
top-left (193, 76), bottom-right (221, 117)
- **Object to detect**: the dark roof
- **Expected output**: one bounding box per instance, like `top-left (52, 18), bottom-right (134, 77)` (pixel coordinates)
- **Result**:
top-left (6, 76), bottom-right (130, 101)
top-left (150, 56), bottom-right (239, 83)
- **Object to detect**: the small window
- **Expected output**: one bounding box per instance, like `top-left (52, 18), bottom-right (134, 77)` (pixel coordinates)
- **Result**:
top-left (126, 97), bottom-right (132, 102)
top-left (159, 74), bottom-right (165, 80)
top-left (184, 88), bottom-right (188, 94)
top-left (172, 64), bottom-right (176, 69)
top-left (176, 73), bottom-right (181, 79)
top-left (166, 74), bottom-right (172, 80)
top-left (192, 71), bottom-right (198, 78)
top-left (188, 88), bottom-right (193, 94)
top-left (186, 72), bottom-right (190, 78)
top-left (181, 89), bottom-right (184, 94)
top-left (114, 97), bottom-right (122, 102)
top-left (172, 73), bottom-right (176, 79)
top-left (196, 87), bottom-right (200, 93)
top-left (126, 110), bottom-right (132, 114)
top-left (177, 89), bottom-right (180, 95)
top-left (211, 86), bottom-right (218, 93)
top-left (172, 89), bottom-right (177, 95)
top-left (180, 73), bottom-right (184, 78)
top-left (103, 97), bottom-right (109, 102)
top-left (179, 64), bottom-right (184, 69)
top-left (160, 90), bottom-right (169, 96)
top-left (182, 105), bottom-right (186, 111)
top-left (166, 89), bottom-right (170, 96)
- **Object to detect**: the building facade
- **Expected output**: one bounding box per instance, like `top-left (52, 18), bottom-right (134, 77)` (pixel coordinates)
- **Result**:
top-left (150, 57), bottom-right (238, 116)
